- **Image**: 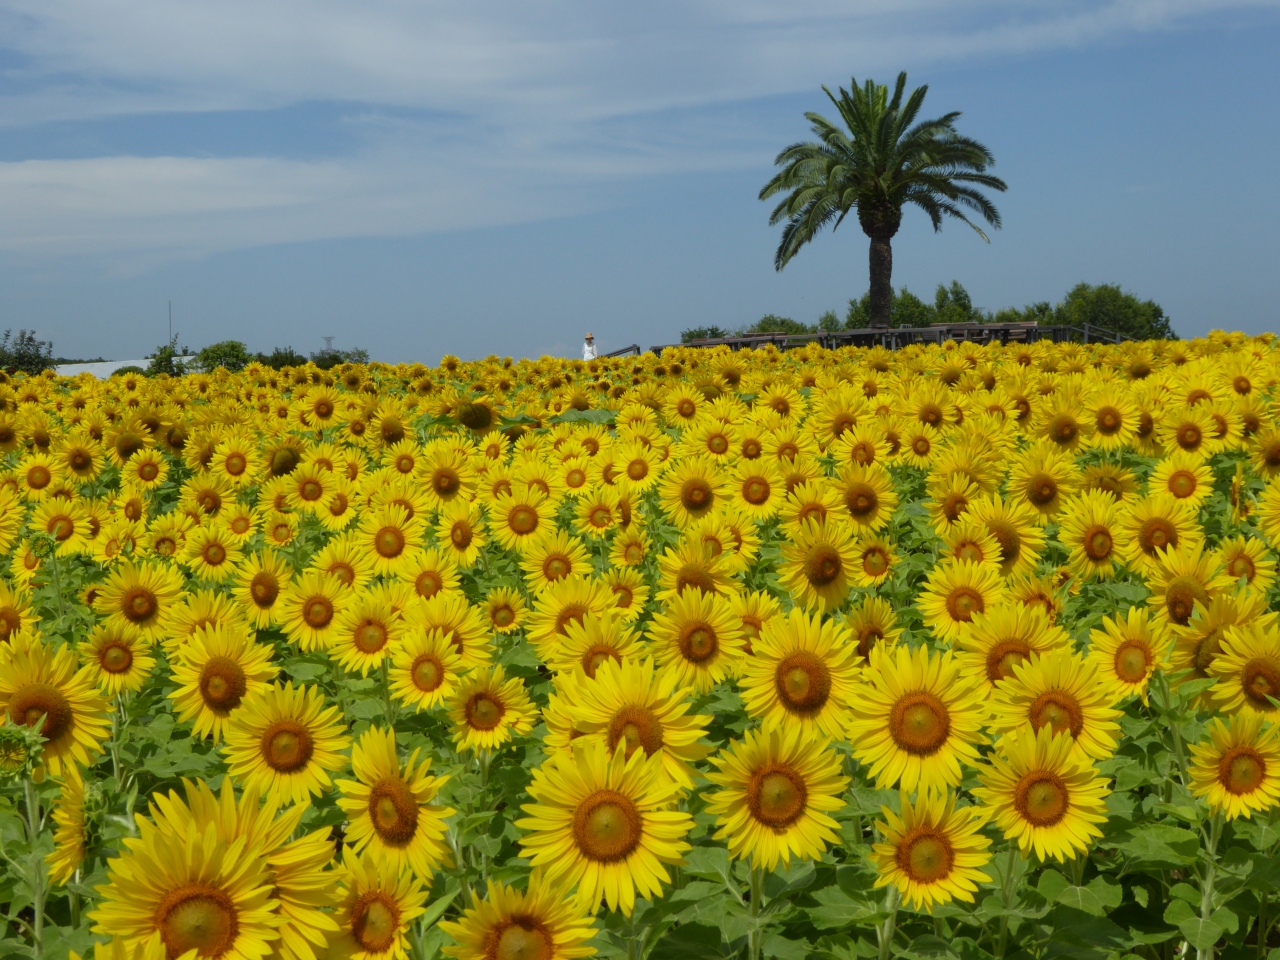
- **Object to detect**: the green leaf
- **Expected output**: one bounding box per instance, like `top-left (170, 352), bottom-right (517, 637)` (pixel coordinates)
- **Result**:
top-left (1055, 885), bottom-right (1105, 916)
top-left (898, 935), bottom-right (958, 960)
top-left (1176, 918), bottom-right (1222, 952)
top-left (805, 886), bottom-right (882, 929)
top-left (649, 922), bottom-right (724, 960)
top-left (1164, 900), bottom-right (1195, 924)
top-left (761, 933), bottom-right (810, 960)
top-left (1117, 823), bottom-right (1201, 866)
top-left (1085, 875), bottom-right (1122, 910)
top-left (681, 847), bottom-right (736, 890)
top-left (552, 409), bottom-right (615, 424)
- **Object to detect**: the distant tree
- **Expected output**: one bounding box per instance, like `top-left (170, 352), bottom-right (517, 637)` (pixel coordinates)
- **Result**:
top-left (817, 310), bottom-right (842, 332)
top-left (194, 340), bottom-right (251, 373)
top-left (0, 329), bottom-right (54, 375)
top-left (111, 365), bottom-right (147, 376)
top-left (146, 335), bottom-right (191, 377)
top-left (934, 280), bottom-right (986, 324)
top-left (311, 346), bottom-right (370, 370)
top-left (760, 72), bottom-right (1006, 328)
top-left (1054, 283), bottom-right (1175, 340)
top-left (845, 287), bottom-right (942, 328)
top-left (680, 326), bottom-right (731, 343)
top-left (255, 347), bottom-right (309, 370)
top-left (992, 301), bottom-right (1054, 324)
top-left (746, 314), bottom-right (815, 335)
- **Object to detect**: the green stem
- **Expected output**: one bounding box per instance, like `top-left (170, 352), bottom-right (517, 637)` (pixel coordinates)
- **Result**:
top-left (70, 866), bottom-right (81, 929)
top-left (47, 545), bottom-right (68, 627)
top-left (381, 658), bottom-right (396, 726)
top-left (1155, 670), bottom-right (1190, 788)
top-left (23, 779), bottom-right (45, 953)
top-left (748, 864), bottom-right (766, 960)
top-left (1259, 891), bottom-right (1269, 957)
top-left (995, 847), bottom-right (1018, 960)
top-left (877, 883), bottom-right (899, 960)
top-left (1198, 812), bottom-right (1224, 960)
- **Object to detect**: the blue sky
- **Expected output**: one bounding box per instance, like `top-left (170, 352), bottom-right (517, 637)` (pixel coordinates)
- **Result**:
top-left (1, 1), bottom-right (1278, 363)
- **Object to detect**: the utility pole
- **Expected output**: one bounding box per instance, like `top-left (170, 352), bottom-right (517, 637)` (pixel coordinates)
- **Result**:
top-left (168, 301), bottom-right (172, 343)
top-left (323, 337), bottom-right (334, 352)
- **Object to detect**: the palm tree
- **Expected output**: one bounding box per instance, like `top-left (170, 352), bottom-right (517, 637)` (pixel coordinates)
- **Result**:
top-left (760, 73), bottom-right (1007, 328)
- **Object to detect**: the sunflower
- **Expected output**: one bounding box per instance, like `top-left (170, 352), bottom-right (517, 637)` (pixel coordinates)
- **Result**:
top-left (181, 523), bottom-right (244, 583)
top-left (870, 789), bottom-right (992, 912)
top-left (210, 433), bottom-right (262, 487)
top-left (1158, 404), bottom-right (1217, 458)
top-left (527, 576), bottom-right (617, 659)
top-left (600, 566), bottom-right (649, 624)
top-left (574, 484), bottom-right (622, 539)
top-left (730, 458), bottom-right (784, 519)
top-left (231, 549), bottom-right (292, 630)
top-left (1215, 535), bottom-right (1276, 597)
top-left (568, 656), bottom-right (711, 789)
top-left (81, 622), bottom-right (155, 695)
top-left (169, 624), bottom-right (279, 742)
top-left (219, 502), bottom-right (260, 543)
top-left (917, 560), bottom-right (1007, 643)
top-left (648, 589), bottom-right (745, 693)
top-left (614, 442), bottom-right (662, 496)
top-left (1149, 451), bottom-right (1214, 507)
top-left (941, 518), bottom-right (1004, 569)
top-left (436, 499), bottom-right (487, 568)
top-left (0, 582), bottom-right (36, 644)
top-left (222, 682), bottom-right (351, 807)
top-left (738, 606), bottom-right (860, 738)
top-left (31, 498), bottom-right (94, 556)
top-left (1117, 493), bottom-right (1202, 576)
top-left (704, 726), bottom-right (848, 871)
top-left (439, 877), bottom-right (598, 960)
top-left (847, 644), bottom-right (986, 793)
top-left (1209, 621), bottom-right (1280, 720)
top-left (1034, 394), bottom-right (1091, 452)
top-left (402, 546), bottom-right (461, 602)
top-left (94, 561), bottom-right (186, 644)
top-left (277, 571), bottom-right (351, 652)
top-left (517, 740), bottom-right (693, 915)
top-left (1146, 542), bottom-right (1232, 631)
top-left (329, 854), bottom-right (427, 960)
top-left (926, 474), bottom-right (980, 530)
top-left (1057, 490), bottom-right (1124, 582)
top-left (1006, 442), bottom-right (1079, 519)
top-left (1086, 607), bottom-right (1170, 703)
top-left (0, 638), bottom-right (110, 776)
top-left (551, 610), bottom-right (645, 678)
top-left (492, 487), bottom-right (551, 553)
top-left (355, 503), bottom-right (425, 579)
top-left (409, 592), bottom-right (494, 669)
top-left (987, 650), bottom-right (1123, 762)
top-left (973, 723), bottom-right (1110, 862)
top-left (336, 726), bottom-right (455, 882)
top-left (777, 518), bottom-right (858, 613)
top-left (964, 494), bottom-right (1044, 580)
top-left (1169, 589), bottom-right (1275, 696)
top-left (1080, 462), bottom-right (1140, 503)
top-left (89, 818), bottom-right (281, 960)
top-left (449, 664), bottom-right (538, 753)
top-left (834, 462), bottom-right (898, 533)
top-left (953, 603), bottom-right (1071, 697)
top-left (1189, 714), bottom-right (1280, 820)
top-left (158, 587), bottom-right (252, 656)
top-left (46, 765), bottom-right (87, 885)
top-left (655, 537), bottom-right (737, 601)
top-left (657, 456), bottom-right (726, 529)
top-left (332, 592), bottom-right (407, 677)
top-left (483, 587), bottom-right (526, 635)
top-left (522, 529), bottom-right (594, 594)
top-left (777, 479), bottom-right (843, 537)
top-left (389, 628), bottom-right (464, 712)
top-left (900, 422), bottom-right (939, 469)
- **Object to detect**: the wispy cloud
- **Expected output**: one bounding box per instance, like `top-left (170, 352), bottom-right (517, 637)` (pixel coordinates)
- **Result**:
top-left (0, 0), bottom-right (1274, 264)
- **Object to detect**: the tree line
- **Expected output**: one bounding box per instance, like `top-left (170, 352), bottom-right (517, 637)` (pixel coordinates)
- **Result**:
top-left (680, 281), bottom-right (1176, 343)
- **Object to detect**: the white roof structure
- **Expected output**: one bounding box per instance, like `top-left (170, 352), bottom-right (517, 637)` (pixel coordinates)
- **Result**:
top-left (53, 360), bottom-right (151, 379)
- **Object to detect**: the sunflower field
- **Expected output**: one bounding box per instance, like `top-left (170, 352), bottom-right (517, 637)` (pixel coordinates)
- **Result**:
top-left (4, 333), bottom-right (1280, 960)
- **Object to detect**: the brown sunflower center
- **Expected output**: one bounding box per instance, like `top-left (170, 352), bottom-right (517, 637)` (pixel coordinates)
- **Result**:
top-left (489, 920), bottom-right (555, 960)
top-left (1095, 408), bottom-right (1121, 434)
top-left (1167, 470), bottom-right (1198, 499)
top-left (626, 460), bottom-right (650, 482)
top-left (466, 693), bottom-right (505, 731)
top-left (889, 692), bottom-right (950, 755)
top-left (202, 542), bottom-right (227, 566)
top-left (743, 478), bottom-right (771, 505)
top-left (250, 572), bottom-right (279, 607)
top-left (774, 650), bottom-right (832, 715)
top-left (1014, 771), bottom-right (1069, 826)
top-left (433, 468), bottom-right (461, 498)
top-left (1163, 575), bottom-right (1208, 626)
top-left (10, 682), bottom-right (73, 742)
top-left (1193, 630), bottom-right (1224, 678)
top-left (543, 555), bottom-right (572, 582)
top-left (122, 585), bottom-right (159, 625)
top-left (1113, 641), bottom-right (1151, 684)
top-left (862, 545), bottom-right (890, 577)
top-left (572, 789), bottom-right (641, 863)
top-left (681, 479), bottom-right (712, 513)
top-left (155, 882), bottom-right (239, 959)
top-left (945, 586), bottom-right (985, 623)
top-left (1177, 424), bottom-right (1202, 449)
top-left (1029, 475), bottom-right (1057, 506)
top-left (369, 776), bottom-right (420, 846)
top-left (303, 596), bottom-right (334, 630)
top-left (351, 891), bottom-right (401, 954)
top-left (1227, 554), bottom-right (1255, 581)
top-left (450, 522), bottom-right (473, 549)
top-left (1030, 690), bottom-right (1084, 738)
top-left (509, 506), bottom-right (538, 535)
top-left (844, 483), bottom-right (878, 520)
top-left (747, 766), bottom-right (808, 828)
top-left (1242, 657), bottom-right (1280, 710)
top-left (1046, 413), bottom-right (1078, 445)
top-left (260, 720), bottom-right (314, 772)
top-left (354, 621), bottom-right (390, 654)
top-left (411, 654), bottom-right (444, 693)
top-left (581, 644), bottom-right (621, 678)
top-left (99, 641), bottom-right (133, 674)
top-left (804, 544), bottom-right (843, 587)
top-left (199, 657), bottom-right (247, 713)
top-left (897, 827), bottom-right (954, 884)
top-left (1083, 525), bottom-right (1113, 561)
top-left (986, 640), bottom-right (1032, 683)
top-left (1138, 517), bottom-right (1178, 556)
top-left (679, 624), bottom-right (718, 663)
top-left (375, 526), bottom-right (406, 559)
top-left (1219, 745), bottom-right (1266, 795)
top-left (607, 705), bottom-right (664, 757)
top-left (416, 570), bottom-right (444, 599)
top-left (225, 453), bottom-right (247, 476)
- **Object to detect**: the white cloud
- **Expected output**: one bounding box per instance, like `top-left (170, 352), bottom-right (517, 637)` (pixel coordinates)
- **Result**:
top-left (0, 0), bottom-right (1274, 263)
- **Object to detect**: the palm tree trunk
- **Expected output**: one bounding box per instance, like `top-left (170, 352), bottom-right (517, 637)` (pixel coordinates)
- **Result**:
top-left (868, 235), bottom-right (893, 328)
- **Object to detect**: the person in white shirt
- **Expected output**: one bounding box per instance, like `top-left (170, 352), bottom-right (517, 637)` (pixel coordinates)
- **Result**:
top-left (582, 332), bottom-right (598, 360)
